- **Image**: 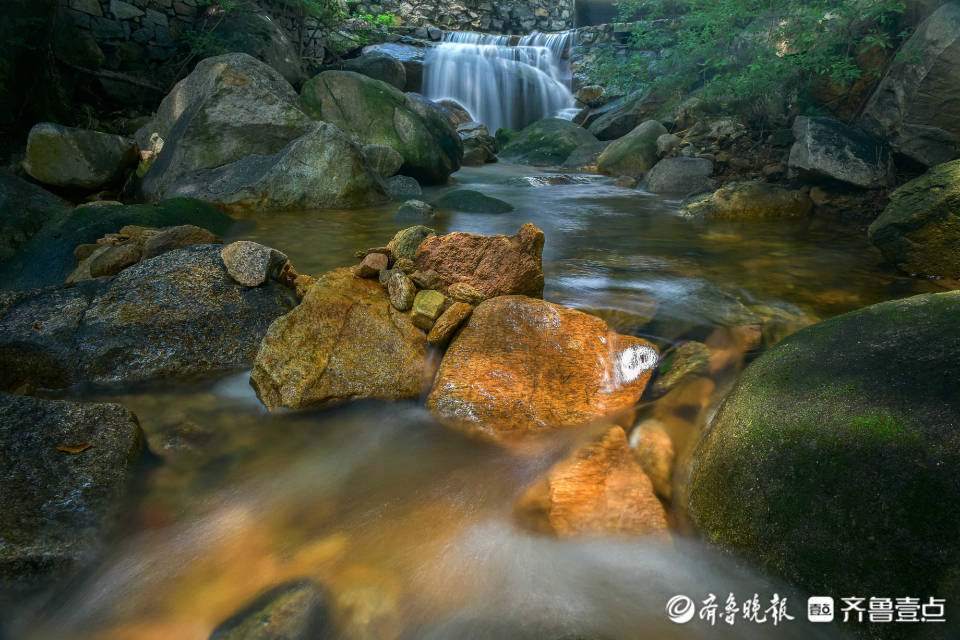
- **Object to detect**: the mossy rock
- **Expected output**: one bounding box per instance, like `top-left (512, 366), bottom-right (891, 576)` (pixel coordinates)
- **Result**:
top-left (499, 118), bottom-right (598, 167)
top-left (688, 291), bottom-right (960, 637)
top-left (681, 181), bottom-right (813, 221)
top-left (596, 120), bottom-right (667, 177)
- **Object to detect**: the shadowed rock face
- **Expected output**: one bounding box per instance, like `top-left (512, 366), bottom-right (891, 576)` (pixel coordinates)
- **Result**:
top-left (250, 268), bottom-right (428, 411)
top-left (788, 116), bottom-right (894, 188)
top-left (427, 296), bottom-right (659, 442)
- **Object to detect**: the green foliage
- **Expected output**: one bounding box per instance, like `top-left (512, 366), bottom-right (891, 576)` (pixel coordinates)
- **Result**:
top-left (589, 0), bottom-right (908, 125)
top-left (358, 11), bottom-right (399, 26)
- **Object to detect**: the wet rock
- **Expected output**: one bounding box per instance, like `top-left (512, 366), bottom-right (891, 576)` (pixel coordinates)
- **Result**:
top-left (209, 580), bottom-right (331, 640)
top-left (322, 51), bottom-right (407, 90)
top-left (868, 159), bottom-right (960, 278)
top-left (410, 289), bottom-right (447, 331)
top-left (363, 143), bottom-right (404, 179)
top-left (681, 181), bottom-right (813, 221)
top-left (0, 245), bottom-right (296, 390)
top-left (788, 116), bottom-right (894, 188)
top-left (166, 122), bottom-right (390, 212)
top-left (614, 176), bottom-right (638, 189)
top-left (587, 89), bottom-right (666, 141)
top-left (688, 291), bottom-right (960, 607)
top-left (514, 426), bottom-right (669, 537)
top-left (23, 123), bottom-right (137, 191)
top-left (427, 296), bottom-right (659, 441)
top-left (250, 268), bottom-right (427, 410)
top-left (650, 341), bottom-right (711, 397)
top-left (0, 393), bottom-right (143, 588)
top-left (0, 172), bottom-right (70, 262)
top-left (500, 118), bottom-right (599, 166)
top-left (643, 157), bottom-right (714, 196)
top-left (300, 72), bottom-right (462, 184)
top-left (386, 175), bottom-right (422, 200)
top-left (432, 189), bottom-right (514, 214)
top-left (437, 98), bottom-right (473, 126)
top-left (387, 271), bottom-right (416, 311)
top-left (363, 43), bottom-right (425, 92)
top-left (597, 120), bottom-right (668, 177)
top-left (560, 140), bottom-right (610, 171)
top-left (394, 199), bottom-right (435, 222)
top-left (458, 121), bottom-right (498, 166)
top-left (354, 252), bottom-right (389, 279)
top-left (388, 225), bottom-right (436, 262)
top-left (630, 419), bottom-right (675, 500)
top-left (447, 282), bottom-right (486, 305)
top-left (426, 302), bottom-right (473, 348)
top-left (221, 241), bottom-right (288, 287)
top-left (575, 85), bottom-right (604, 106)
top-left (413, 223), bottom-right (544, 299)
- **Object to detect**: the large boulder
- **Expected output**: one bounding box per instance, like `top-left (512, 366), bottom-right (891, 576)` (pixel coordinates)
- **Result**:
top-left (643, 157), bottom-right (714, 196)
top-left (860, 2), bottom-right (960, 167)
top-left (139, 53), bottom-right (314, 201)
top-left (788, 116), bottom-right (894, 188)
top-left (514, 426), bottom-right (669, 538)
top-left (300, 71), bottom-right (462, 185)
top-left (0, 198), bottom-right (233, 290)
top-left (250, 268), bottom-right (428, 411)
top-left (560, 140), bottom-right (610, 171)
top-left (681, 181), bottom-right (814, 221)
top-left (688, 292), bottom-right (960, 616)
top-left (597, 120), bottom-right (668, 177)
top-left (0, 245), bottom-right (296, 390)
top-left (499, 118), bottom-right (598, 166)
top-left (166, 123), bottom-right (390, 212)
top-left (23, 123), bottom-right (137, 191)
top-left (0, 393), bottom-right (143, 589)
top-left (0, 171), bottom-right (70, 262)
top-left (321, 51), bottom-right (407, 90)
top-left (587, 90), bottom-right (666, 141)
top-left (426, 296), bottom-right (659, 442)
top-left (413, 223), bottom-right (544, 298)
top-left (362, 43), bottom-right (426, 92)
top-left (868, 159), bottom-right (960, 277)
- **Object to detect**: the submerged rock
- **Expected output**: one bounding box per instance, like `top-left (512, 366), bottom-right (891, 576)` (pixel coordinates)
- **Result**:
top-left (630, 419), bottom-right (676, 501)
top-left (868, 158), bottom-right (960, 278)
top-left (23, 123), bottom-right (137, 191)
top-left (210, 580), bottom-right (331, 640)
top-left (514, 426), bottom-right (669, 538)
top-left (597, 120), bottom-right (668, 177)
top-left (250, 268), bottom-right (428, 410)
top-left (0, 393), bottom-right (143, 589)
top-left (788, 116), bottom-right (894, 188)
top-left (413, 223), bottom-right (544, 298)
top-left (431, 189), bottom-right (514, 214)
top-left (688, 291), bottom-right (960, 608)
top-left (650, 341), bottom-right (711, 397)
top-left (500, 118), bottom-right (598, 166)
top-left (427, 296), bottom-right (659, 442)
top-left (394, 199), bottom-right (435, 222)
top-left (681, 181), bottom-right (813, 221)
top-left (505, 175), bottom-right (594, 187)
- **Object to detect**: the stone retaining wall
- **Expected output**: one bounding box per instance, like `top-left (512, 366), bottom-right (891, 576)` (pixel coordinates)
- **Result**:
top-left (347, 0), bottom-right (574, 34)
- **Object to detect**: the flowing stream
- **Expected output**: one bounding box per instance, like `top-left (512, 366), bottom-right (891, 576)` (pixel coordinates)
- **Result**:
top-left (7, 163), bottom-right (944, 640)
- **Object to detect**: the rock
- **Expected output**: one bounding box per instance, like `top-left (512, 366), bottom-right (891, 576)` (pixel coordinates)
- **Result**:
top-left (447, 282), bottom-right (487, 305)
top-left (643, 157), bottom-right (714, 196)
top-left (250, 268), bottom-right (428, 410)
top-left (868, 158), bottom-right (960, 277)
top-left (0, 171), bottom-right (70, 262)
top-left (323, 52), bottom-right (407, 90)
top-left (386, 175), bottom-right (422, 200)
top-left (363, 43), bottom-right (426, 92)
top-left (614, 176), bottom-right (638, 189)
top-left (221, 241), bottom-right (288, 287)
top-left (0, 198), bottom-right (233, 291)
top-left (166, 122), bottom-right (390, 212)
top-left (300, 72), bottom-right (462, 184)
top-left (437, 98), bottom-right (474, 126)
top-left (393, 258), bottom-right (415, 274)
top-left (656, 133), bottom-right (682, 157)
top-left (575, 85), bottom-right (604, 105)
top-left (560, 140), bottom-right (610, 171)
top-left (23, 123), bottom-right (137, 191)
top-left (142, 224), bottom-right (222, 259)
top-left (426, 302), bottom-right (473, 347)
top-left (0, 394), bottom-right (143, 588)
top-left (681, 181), bottom-right (814, 221)
top-left (597, 120), bottom-right (668, 177)
top-left (394, 199), bottom-right (435, 222)
top-left (505, 175), bottom-right (594, 187)
top-left (688, 291), bottom-right (960, 608)
top-left (788, 116), bottom-right (894, 188)
top-left (140, 53), bottom-right (314, 201)
top-left (427, 296), bottom-right (659, 441)
top-left (363, 144), bottom-right (404, 178)
top-left (88, 243), bottom-right (142, 278)
top-left (0, 245), bottom-right (296, 390)
top-left (431, 189), bottom-right (514, 214)
top-left (354, 252), bottom-right (389, 278)
top-left (410, 289), bottom-right (447, 331)
top-left (413, 223), bottom-right (544, 299)
top-left (387, 271), bottom-right (416, 311)
top-left (410, 269), bottom-right (445, 291)
top-left (387, 225), bottom-right (436, 262)
top-left (587, 90), bottom-right (666, 140)
top-left (630, 419), bottom-right (675, 501)
top-left (500, 118), bottom-right (598, 166)
top-left (650, 341), bottom-right (711, 397)
top-left (514, 426), bottom-right (669, 537)
top-left (458, 121), bottom-right (499, 166)
top-left (859, 2), bottom-right (960, 166)
top-left (209, 580), bottom-right (331, 640)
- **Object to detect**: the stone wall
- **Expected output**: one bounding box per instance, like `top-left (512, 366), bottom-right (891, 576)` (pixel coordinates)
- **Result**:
top-left (348, 0), bottom-right (575, 34)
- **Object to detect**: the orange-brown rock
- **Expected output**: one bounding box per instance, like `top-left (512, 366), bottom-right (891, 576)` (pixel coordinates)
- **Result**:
top-left (250, 268), bottom-right (428, 410)
top-left (426, 296), bottom-right (659, 441)
top-left (426, 302), bottom-right (473, 347)
top-left (413, 223), bottom-right (545, 298)
top-left (514, 426), bottom-right (670, 538)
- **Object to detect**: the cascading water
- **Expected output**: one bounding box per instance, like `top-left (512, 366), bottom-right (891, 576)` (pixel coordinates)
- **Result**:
top-left (423, 30), bottom-right (577, 133)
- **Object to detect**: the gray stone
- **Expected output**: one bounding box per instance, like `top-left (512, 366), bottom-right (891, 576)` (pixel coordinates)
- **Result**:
top-left (432, 189), bottom-right (514, 214)
top-left (656, 133), bottom-right (682, 157)
top-left (386, 175), bottom-right (422, 199)
top-left (110, 0), bottom-right (144, 19)
top-left (362, 42), bottom-right (425, 92)
top-left (322, 52), bottom-right (407, 90)
top-left (362, 143), bottom-right (404, 178)
top-left (643, 157), bottom-right (715, 196)
top-left (395, 199), bottom-right (435, 222)
top-left (23, 123), bottom-right (137, 191)
top-left (387, 271), bottom-right (416, 311)
top-left (597, 120), bottom-right (668, 177)
top-left (587, 89), bottom-right (666, 141)
top-left (221, 241), bottom-right (288, 287)
top-left (789, 116), bottom-right (894, 188)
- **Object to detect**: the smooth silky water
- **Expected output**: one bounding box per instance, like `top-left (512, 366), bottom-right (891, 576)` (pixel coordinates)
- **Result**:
top-left (7, 162), bottom-right (944, 640)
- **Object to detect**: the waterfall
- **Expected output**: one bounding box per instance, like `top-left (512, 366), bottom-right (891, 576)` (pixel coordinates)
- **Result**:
top-left (423, 30), bottom-right (577, 134)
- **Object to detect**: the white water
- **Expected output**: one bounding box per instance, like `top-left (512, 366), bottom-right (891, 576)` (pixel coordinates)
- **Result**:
top-left (423, 30), bottom-right (577, 133)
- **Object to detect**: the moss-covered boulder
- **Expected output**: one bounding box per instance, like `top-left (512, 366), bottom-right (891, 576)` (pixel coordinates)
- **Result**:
top-left (0, 171), bottom-right (70, 263)
top-left (499, 118), bottom-right (598, 167)
top-left (300, 71), bottom-right (462, 184)
top-left (23, 123), bottom-right (138, 191)
top-left (868, 159), bottom-right (960, 278)
top-left (597, 120), bottom-right (668, 177)
top-left (688, 292), bottom-right (960, 620)
top-left (681, 181), bottom-right (813, 221)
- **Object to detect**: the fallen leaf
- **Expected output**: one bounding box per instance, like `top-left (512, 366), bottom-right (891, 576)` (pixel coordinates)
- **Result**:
top-left (58, 443), bottom-right (92, 453)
